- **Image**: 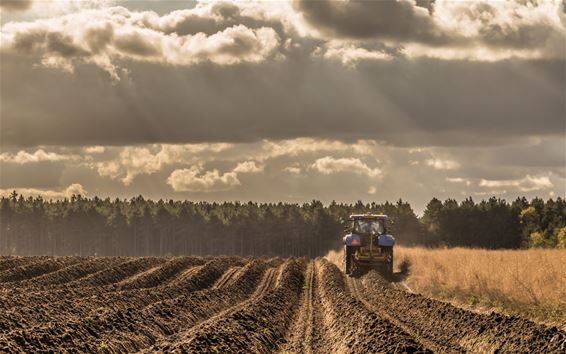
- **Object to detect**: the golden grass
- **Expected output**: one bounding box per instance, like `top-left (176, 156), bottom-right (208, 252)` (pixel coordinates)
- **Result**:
top-left (395, 247), bottom-right (566, 326)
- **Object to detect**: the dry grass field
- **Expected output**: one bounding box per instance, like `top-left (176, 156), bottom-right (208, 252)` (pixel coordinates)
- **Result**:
top-left (395, 247), bottom-right (566, 327)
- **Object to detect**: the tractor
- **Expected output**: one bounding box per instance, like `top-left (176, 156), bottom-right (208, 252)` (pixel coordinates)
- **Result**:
top-left (342, 214), bottom-right (395, 276)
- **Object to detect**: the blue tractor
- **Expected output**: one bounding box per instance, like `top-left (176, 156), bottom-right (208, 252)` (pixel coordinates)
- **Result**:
top-left (342, 214), bottom-right (395, 276)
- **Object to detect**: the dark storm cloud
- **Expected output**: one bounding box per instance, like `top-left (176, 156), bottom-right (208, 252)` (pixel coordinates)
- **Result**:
top-left (415, 0), bottom-right (434, 12)
top-left (293, 0), bottom-right (566, 51)
top-left (83, 24), bottom-right (114, 54)
top-left (159, 12), bottom-right (217, 35)
top-left (292, 0), bottom-right (454, 45)
top-left (1, 50), bottom-right (564, 148)
top-left (114, 32), bottom-right (161, 57)
top-left (0, 1), bottom-right (564, 148)
top-left (13, 29), bottom-right (89, 58)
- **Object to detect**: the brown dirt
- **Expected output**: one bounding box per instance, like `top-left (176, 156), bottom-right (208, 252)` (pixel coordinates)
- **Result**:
top-left (116, 256), bottom-right (208, 290)
top-left (0, 257), bottom-right (81, 283)
top-left (359, 270), bottom-right (566, 353)
top-left (0, 256), bottom-right (49, 273)
top-left (0, 256), bottom-right (564, 353)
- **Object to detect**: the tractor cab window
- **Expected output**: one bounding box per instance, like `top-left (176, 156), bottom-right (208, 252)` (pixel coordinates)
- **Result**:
top-left (353, 219), bottom-right (385, 235)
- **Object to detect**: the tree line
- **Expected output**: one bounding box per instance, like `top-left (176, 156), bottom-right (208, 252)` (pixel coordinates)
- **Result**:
top-left (0, 192), bottom-right (564, 257)
top-left (422, 197), bottom-right (566, 249)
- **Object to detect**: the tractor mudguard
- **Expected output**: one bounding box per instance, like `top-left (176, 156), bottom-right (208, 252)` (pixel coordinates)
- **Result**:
top-left (343, 233), bottom-right (361, 246)
top-left (378, 234), bottom-right (395, 247)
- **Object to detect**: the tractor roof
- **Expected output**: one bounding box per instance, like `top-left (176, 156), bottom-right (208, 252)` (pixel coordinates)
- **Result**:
top-left (349, 214), bottom-right (388, 220)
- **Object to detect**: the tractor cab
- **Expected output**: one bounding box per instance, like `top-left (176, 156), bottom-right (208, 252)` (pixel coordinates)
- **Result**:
top-left (342, 214), bottom-right (395, 276)
top-left (351, 217), bottom-right (386, 236)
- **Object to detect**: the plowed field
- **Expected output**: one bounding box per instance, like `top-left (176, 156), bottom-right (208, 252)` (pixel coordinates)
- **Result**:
top-left (0, 256), bottom-right (564, 353)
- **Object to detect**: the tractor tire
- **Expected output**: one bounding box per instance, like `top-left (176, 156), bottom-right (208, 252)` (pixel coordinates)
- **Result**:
top-left (344, 246), bottom-right (353, 275)
top-left (385, 247), bottom-right (394, 276)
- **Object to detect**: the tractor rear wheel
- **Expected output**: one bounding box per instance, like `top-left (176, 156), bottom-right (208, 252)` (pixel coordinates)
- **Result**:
top-left (385, 247), bottom-right (393, 275)
top-left (344, 246), bottom-right (353, 275)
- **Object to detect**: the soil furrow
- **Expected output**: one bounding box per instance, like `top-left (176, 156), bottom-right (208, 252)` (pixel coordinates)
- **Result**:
top-left (0, 258), bottom-right (130, 309)
top-left (126, 259), bottom-right (272, 351)
top-left (148, 258), bottom-right (305, 353)
top-left (0, 258), bottom-right (237, 337)
top-left (0, 257), bottom-right (81, 283)
top-left (254, 266), bottom-right (279, 295)
top-left (0, 256), bottom-right (48, 273)
top-left (280, 260), bottom-right (318, 354)
top-left (213, 265), bottom-right (242, 289)
top-left (348, 276), bottom-right (462, 353)
top-left (117, 256), bottom-right (206, 290)
top-left (18, 257), bottom-right (125, 287)
top-left (44, 258), bottom-right (270, 353)
top-left (316, 259), bottom-right (429, 353)
top-left (360, 270), bottom-right (566, 353)
top-left (66, 257), bottom-right (166, 288)
top-left (0, 257), bottom-right (242, 351)
top-left (0, 257), bottom-right (563, 353)
top-left (148, 262), bottom-right (280, 349)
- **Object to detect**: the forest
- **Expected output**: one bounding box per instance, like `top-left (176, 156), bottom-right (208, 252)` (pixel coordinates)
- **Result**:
top-left (0, 192), bottom-right (564, 257)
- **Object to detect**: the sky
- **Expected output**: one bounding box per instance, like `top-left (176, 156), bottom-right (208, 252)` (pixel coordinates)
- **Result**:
top-left (0, 0), bottom-right (565, 214)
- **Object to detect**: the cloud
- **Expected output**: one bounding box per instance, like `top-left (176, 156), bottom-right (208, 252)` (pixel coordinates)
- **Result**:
top-left (293, 0), bottom-right (565, 59)
top-left (0, 0), bottom-right (564, 210)
top-left (445, 177), bottom-right (471, 186)
top-left (262, 139), bottom-right (376, 159)
top-left (84, 146), bottom-right (105, 153)
top-left (91, 146), bottom-right (165, 185)
top-left (444, 174), bottom-right (555, 192)
top-left (0, 0), bottom-right (33, 11)
top-left (368, 186), bottom-right (377, 195)
top-left (1, 139), bottom-right (564, 212)
top-left (233, 160), bottom-right (263, 173)
top-left (144, 0), bottom-right (288, 37)
top-left (479, 174), bottom-right (554, 192)
top-left (2, 0), bottom-right (562, 86)
top-left (473, 189), bottom-right (508, 196)
top-left (82, 140), bottom-right (386, 191)
top-left (446, 177), bottom-right (465, 183)
top-left (167, 165), bottom-right (240, 192)
top-left (292, 0), bottom-right (453, 44)
top-left (0, 183), bottom-right (87, 199)
top-left (0, 0), bottom-right (115, 17)
top-left (425, 158), bottom-right (460, 170)
top-left (89, 143), bottom-right (232, 185)
top-left (0, 149), bottom-right (79, 164)
top-left (311, 156), bottom-right (382, 178)
top-left (1, 4), bottom-right (281, 79)
top-left (94, 159), bottom-right (122, 181)
top-left (167, 159), bottom-right (263, 193)
top-left (318, 42), bottom-right (393, 66)
top-left (283, 165), bottom-right (301, 174)
top-left (84, 139), bottom-right (379, 185)
top-left (434, 0), bottom-right (565, 50)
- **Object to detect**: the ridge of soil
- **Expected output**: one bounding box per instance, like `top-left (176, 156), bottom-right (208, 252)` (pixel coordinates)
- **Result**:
top-left (0, 256), bottom-right (564, 353)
